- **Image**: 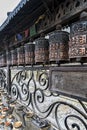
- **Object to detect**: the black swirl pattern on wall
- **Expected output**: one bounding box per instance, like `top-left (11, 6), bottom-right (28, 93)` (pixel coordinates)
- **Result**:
top-left (11, 68), bottom-right (87, 130)
top-left (0, 69), bottom-right (7, 89)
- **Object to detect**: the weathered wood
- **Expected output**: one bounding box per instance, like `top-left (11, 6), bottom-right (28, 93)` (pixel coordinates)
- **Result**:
top-left (50, 66), bottom-right (87, 101)
top-left (39, 1), bottom-right (87, 34)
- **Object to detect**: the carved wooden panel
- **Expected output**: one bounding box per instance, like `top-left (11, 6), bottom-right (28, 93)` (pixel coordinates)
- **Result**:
top-left (36, 0), bottom-right (87, 33)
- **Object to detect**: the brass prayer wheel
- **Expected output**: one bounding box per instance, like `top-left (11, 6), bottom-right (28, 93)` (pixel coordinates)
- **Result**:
top-left (11, 49), bottom-right (17, 66)
top-left (0, 55), bottom-right (2, 67)
top-left (69, 12), bottom-right (87, 61)
top-left (6, 51), bottom-right (12, 66)
top-left (17, 46), bottom-right (25, 65)
top-left (49, 30), bottom-right (69, 63)
top-left (24, 43), bottom-right (35, 65)
top-left (0, 53), bottom-right (6, 67)
top-left (2, 53), bottom-right (6, 67)
top-left (35, 37), bottom-right (49, 64)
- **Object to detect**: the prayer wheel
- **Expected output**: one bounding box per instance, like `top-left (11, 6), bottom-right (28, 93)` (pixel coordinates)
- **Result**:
top-left (49, 30), bottom-right (69, 63)
top-left (17, 46), bottom-right (25, 65)
top-left (11, 49), bottom-right (17, 66)
top-left (6, 51), bottom-right (12, 66)
top-left (69, 11), bottom-right (87, 62)
top-left (24, 43), bottom-right (35, 65)
top-left (35, 37), bottom-right (49, 64)
top-left (0, 55), bottom-right (2, 67)
top-left (2, 54), bottom-right (6, 67)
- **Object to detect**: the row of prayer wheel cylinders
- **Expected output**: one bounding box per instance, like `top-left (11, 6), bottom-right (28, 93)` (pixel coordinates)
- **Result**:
top-left (0, 29), bottom-right (69, 67)
top-left (19, 11), bottom-right (87, 64)
top-left (1, 11), bottom-right (87, 67)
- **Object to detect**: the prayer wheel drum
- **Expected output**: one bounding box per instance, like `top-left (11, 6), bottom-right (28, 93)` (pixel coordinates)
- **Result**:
top-left (69, 11), bottom-right (87, 62)
top-left (24, 43), bottom-right (35, 65)
top-left (17, 46), bottom-right (25, 65)
top-left (2, 54), bottom-right (6, 67)
top-left (35, 37), bottom-right (49, 64)
top-left (11, 49), bottom-right (17, 66)
top-left (0, 55), bottom-right (2, 67)
top-left (6, 51), bottom-right (12, 66)
top-left (49, 30), bottom-right (69, 63)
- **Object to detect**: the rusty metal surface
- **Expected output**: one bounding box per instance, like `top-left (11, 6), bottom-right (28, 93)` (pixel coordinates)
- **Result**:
top-left (49, 30), bottom-right (69, 62)
top-left (50, 66), bottom-right (87, 101)
top-left (17, 46), bottom-right (25, 65)
top-left (24, 43), bottom-right (35, 65)
top-left (35, 37), bottom-right (49, 64)
top-left (11, 49), bottom-right (17, 66)
top-left (69, 17), bottom-right (87, 62)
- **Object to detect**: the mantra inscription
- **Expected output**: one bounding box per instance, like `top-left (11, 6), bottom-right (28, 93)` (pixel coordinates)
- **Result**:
top-left (50, 67), bottom-right (87, 101)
